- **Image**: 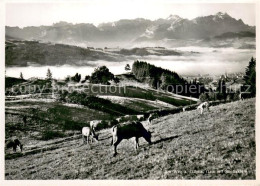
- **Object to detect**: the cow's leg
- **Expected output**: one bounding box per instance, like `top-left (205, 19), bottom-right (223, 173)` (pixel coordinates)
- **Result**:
top-left (82, 135), bottom-right (85, 144)
top-left (135, 137), bottom-right (139, 150)
top-left (86, 136), bottom-right (89, 144)
top-left (13, 145), bottom-right (16, 152)
top-left (111, 136), bottom-right (117, 146)
top-left (111, 137), bottom-right (113, 146)
top-left (113, 138), bottom-right (122, 157)
top-left (200, 108), bottom-right (203, 115)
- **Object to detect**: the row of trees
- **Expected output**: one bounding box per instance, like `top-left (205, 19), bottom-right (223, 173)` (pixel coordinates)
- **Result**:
top-left (63, 66), bottom-right (119, 85)
top-left (19, 62), bottom-right (132, 83)
top-left (132, 60), bottom-right (206, 98)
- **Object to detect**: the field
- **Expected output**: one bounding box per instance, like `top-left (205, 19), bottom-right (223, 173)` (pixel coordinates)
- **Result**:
top-left (5, 98), bottom-right (255, 179)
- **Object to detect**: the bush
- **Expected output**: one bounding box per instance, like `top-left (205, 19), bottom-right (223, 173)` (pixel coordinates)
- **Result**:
top-left (90, 66), bottom-right (114, 85)
top-left (71, 73), bottom-right (81, 82)
top-left (199, 93), bottom-right (209, 101)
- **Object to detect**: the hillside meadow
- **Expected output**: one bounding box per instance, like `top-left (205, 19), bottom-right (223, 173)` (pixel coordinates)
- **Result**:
top-left (5, 98), bottom-right (255, 179)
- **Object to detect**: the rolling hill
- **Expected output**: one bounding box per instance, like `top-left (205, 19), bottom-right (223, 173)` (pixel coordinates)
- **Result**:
top-left (5, 40), bottom-right (182, 66)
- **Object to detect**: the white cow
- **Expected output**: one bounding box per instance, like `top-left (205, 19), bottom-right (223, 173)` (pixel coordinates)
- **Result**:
top-left (197, 102), bottom-right (209, 115)
top-left (90, 120), bottom-right (102, 132)
top-left (82, 127), bottom-right (98, 144)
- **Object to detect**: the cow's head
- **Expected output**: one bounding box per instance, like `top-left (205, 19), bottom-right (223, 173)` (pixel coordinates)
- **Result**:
top-left (94, 134), bottom-right (99, 141)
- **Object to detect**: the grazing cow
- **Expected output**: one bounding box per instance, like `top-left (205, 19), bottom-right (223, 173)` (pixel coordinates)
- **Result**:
top-left (82, 127), bottom-right (98, 144)
top-left (111, 121), bottom-right (152, 156)
top-left (5, 139), bottom-right (23, 152)
top-left (197, 102), bottom-right (210, 115)
top-left (90, 120), bottom-right (102, 132)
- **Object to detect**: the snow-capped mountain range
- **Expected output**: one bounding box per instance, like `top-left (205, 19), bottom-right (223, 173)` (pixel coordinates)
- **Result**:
top-left (6, 12), bottom-right (255, 45)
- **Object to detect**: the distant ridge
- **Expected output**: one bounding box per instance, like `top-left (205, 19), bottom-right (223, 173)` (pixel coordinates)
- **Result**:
top-left (6, 12), bottom-right (255, 45)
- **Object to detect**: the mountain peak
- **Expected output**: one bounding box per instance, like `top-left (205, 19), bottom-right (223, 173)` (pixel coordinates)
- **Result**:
top-left (215, 12), bottom-right (230, 19)
top-left (53, 21), bottom-right (72, 27)
top-left (167, 14), bottom-right (182, 20)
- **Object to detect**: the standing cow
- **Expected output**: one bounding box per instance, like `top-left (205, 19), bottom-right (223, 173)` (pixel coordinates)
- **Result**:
top-left (82, 127), bottom-right (98, 144)
top-left (197, 102), bottom-right (210, 115)
top-left (90, 120), bottom-right (102, 132)
top-left (111, 121), bottom-right (152, 156)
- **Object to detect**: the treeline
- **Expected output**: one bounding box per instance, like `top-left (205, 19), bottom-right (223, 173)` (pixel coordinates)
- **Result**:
top-left (132, 60), bottom-right (206, 98)
top-left (66, 66), bottom-right (119, 85)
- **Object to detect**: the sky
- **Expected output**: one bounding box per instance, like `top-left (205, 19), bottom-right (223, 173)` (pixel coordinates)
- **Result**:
top-left (6, 1), bottom-right (256, 27)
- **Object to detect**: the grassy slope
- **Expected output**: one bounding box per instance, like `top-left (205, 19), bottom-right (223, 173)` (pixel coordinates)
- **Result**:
top-left (5, 101), bottom-right (112, 139)
top-left (5, 40), bottom-right (121, 66)
top-left (5, 40), bottom-right (181, 67)
top-left (5, 98), bottom-right (255, 179)
top-left (5, 77), bottom-right (27, 88)
top-left (79, 85), bottom-right (194, 106)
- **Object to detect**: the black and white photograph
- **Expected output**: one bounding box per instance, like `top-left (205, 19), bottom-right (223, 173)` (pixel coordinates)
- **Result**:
top-left (1, 0), bottom-right (259, 183)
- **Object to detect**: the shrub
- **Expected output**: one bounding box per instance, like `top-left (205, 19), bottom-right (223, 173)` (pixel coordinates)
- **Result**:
top-left (71, 73), bottom-right (81, 82)
top-left (90, 66), bottom-right (114, 85)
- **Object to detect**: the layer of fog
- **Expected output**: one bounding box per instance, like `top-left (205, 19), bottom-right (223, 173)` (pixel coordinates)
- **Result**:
top-left (6, 47), bottom-right (255, 79)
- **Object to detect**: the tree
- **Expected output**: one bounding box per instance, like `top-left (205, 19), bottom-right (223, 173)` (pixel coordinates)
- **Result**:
top-left (113, 76), bottom-right (120, 84)
top-left (90, 66), bottom-right (114, 85)
top-left (85, 75), bottom-right (90, 80)
top-left (216, 79), bottom-right (227, 100)
top-left (20, 72), bottom-right (24, 79)
top-left (46, 68), bottom-right (52, 80)
top-left (125, 64), bottom-right (131, 71)
top-left (243, 57), bottom-right (256, 97)
top-left (65, 76), bottom-right (71, 83)
top-left (199, 93), bottom-right (209, 102)
top-left (71, 73), bottom-right (81, 82)
top-left (160, 72), bottom-right (169, 89)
